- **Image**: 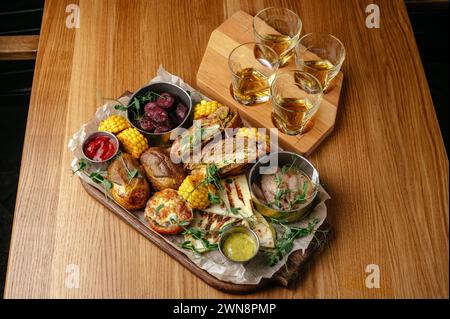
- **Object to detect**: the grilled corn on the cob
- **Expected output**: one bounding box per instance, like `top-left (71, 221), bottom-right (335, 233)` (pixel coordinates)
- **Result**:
top-left (98, 115), bottom-right (130, 134)
top-left (178, 173), bottom-right (216, 210)
top-left (193, 100), bottom-right (221, 120)
top-left (116, 128), bottom-right (149, 158)
top-left (236, 127), bottom-right (269, 141)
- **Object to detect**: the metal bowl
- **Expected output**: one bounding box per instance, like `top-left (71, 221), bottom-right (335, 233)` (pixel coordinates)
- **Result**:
top-left (82, 131), bottom-right (119, 163)
top-left (219, 226), bottom-right (260, 263)
top-left (248, 151), bottom-right (320, 222)
top-left (126, 82), bottom-right (193, 146)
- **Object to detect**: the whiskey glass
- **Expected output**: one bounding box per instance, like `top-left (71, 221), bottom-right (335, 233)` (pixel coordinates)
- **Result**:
top-left (253, 7), bottom-right (302, 67)
top-left (270, 70), bottom-right (323, 135)
top-left (228, 42), bottom-right (279, 106)
top-left (295, 32), bottom-right (345, 92)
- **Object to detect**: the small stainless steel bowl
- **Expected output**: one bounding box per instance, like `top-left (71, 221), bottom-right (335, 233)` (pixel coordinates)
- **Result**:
top-left (126, 82), bottom-right (193, 147)
top-left (248, 151), bottom-right (320, 222)
top-left (219, 226), bottom-right (260, 263)
top-left (82, 131), bottom-right (119, 163)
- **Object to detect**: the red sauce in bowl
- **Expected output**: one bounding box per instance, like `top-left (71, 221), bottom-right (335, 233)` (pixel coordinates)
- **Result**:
top-left (83, 135), bottom-right (117, 161)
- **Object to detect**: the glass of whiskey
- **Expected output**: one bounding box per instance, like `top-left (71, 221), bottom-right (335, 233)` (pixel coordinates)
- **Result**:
top-left (253, 7), bottom-right (302, 67)
top-left (270, 70), bottom-right (323, 135)
top-left (228, 42), bottom-right (279, 106)
top-left (295, 33), bottom-right (345, 92)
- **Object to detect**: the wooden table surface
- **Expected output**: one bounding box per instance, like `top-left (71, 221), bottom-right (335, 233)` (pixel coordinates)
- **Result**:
top-left (4, 0), bottom-right (448, 298)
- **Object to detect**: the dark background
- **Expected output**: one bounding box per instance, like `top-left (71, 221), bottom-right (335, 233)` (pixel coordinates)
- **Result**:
top-left (0, 0), bottom-right (448, 297)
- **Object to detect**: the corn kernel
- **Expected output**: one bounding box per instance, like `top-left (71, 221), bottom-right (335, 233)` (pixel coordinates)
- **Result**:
top-left (116, 128), bottom-right (149, 158)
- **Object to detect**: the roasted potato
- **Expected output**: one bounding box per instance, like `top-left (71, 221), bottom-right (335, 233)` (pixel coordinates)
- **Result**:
top-left (140, 147), bottom-right (186, 191)
top-left (107, 153), bottom-right (150, 210)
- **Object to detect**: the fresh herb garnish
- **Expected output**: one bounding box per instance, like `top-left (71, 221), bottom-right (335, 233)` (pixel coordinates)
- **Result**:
top-left (180, 227), bottom-right (219, 254)
top-left (229, 207), bottom-right (242, 215)
top-left (288, 181), bottom-right (309, 210)
top-left (208, 192), bottom-right (223, 205)
top-left (72, 158), bottom-right (87, 175)
top-left (72, 159), bottom-right (112, 195)
top-left (265, 218), bottom-right (319, 267)
top-left (204, 164), bottom-right (223, 191)
top-left (113, 91), bottom-right (164, 121)
top-left (154, 204), bottom-right (164, 215)
top-left (281, 158), bottom-right (298, 175)
top-left (89, 171), bottom-right (113, 190)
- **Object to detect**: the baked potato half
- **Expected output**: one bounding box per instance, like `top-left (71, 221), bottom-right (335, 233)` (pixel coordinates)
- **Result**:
top-left (140, 147), bottom-right (186, 191)
top-left (107, 153), bottom-right (150, 210)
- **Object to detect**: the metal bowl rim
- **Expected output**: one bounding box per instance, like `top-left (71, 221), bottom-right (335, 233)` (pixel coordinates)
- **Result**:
top-left (248, 150), bottom-right (320, 214)
top-left (81, 131), bottom-right (119, 163)
top-left (126, 81), bottom-right (193, 136)
top-left (218, 225), bottom-right (260, 263)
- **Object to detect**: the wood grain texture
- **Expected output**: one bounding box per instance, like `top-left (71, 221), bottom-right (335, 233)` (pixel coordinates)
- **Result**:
top-left (4, 0), bottom-right (448, 298)
top-left (0, 35), bottom-right (39, 60)
top-left (197, 11), bottom-right (344, 156)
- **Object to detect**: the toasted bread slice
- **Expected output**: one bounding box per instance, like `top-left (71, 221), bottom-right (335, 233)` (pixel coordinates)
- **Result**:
top-left (185, 135), bottom-right (269, 177)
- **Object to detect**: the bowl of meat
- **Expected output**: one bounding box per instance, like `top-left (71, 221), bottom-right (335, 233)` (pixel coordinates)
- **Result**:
top-left (248, 151), bottom-right (320, 222)
top-left (126, 82), bottom-right (193, 146)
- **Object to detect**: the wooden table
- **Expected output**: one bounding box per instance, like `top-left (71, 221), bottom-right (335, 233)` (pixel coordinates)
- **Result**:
top-left (4, 0), bottom-right (448, 298)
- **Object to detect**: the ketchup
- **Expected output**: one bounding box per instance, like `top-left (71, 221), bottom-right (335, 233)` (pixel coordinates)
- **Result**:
top-left (84, 135), bottom-right (116, 161)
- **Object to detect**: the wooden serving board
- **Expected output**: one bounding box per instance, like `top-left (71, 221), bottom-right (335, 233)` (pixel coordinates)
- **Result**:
top-left (81, 180), bottom-right (331, 294)
top-left (197, 11), bottom-right (344, 156)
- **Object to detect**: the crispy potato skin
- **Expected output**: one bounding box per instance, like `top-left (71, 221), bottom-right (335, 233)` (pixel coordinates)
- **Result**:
top-left (140, 147), bottom-right (186, 191)
top-left (107, 153), bottom-right (150, 210)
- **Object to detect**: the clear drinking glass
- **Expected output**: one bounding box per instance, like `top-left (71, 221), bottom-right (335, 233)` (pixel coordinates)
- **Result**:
top-left (270, 70), bottom-right (323, 135)
top-left (228, 42), bottom-right (279, 106)
top-left (295, 33), bottom-right (345, 92)
top-left (253, 7), bottom-right (302, 67)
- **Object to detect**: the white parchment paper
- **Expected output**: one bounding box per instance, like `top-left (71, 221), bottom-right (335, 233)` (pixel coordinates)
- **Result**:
top-left (68, 66), bottom-right (330, 285)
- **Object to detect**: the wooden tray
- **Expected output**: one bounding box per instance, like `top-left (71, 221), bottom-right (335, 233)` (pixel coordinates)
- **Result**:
top-left (82, 180), bottom-right (331, 294)
top-left (197, 11), bottom-right (344, 156)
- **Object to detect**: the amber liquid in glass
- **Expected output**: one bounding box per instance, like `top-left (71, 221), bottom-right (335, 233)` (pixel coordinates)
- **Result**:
top-left (272, 98), bottom-right (315, 134)
top-left (302, 59), bottom-right (335, 89)
top-left (234, 68), bottom-right (271, 104)
top-left (261, 34), bottom-right (297, 66)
